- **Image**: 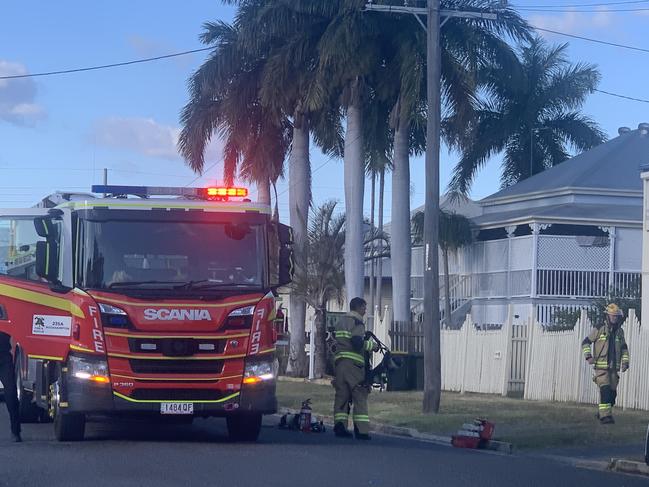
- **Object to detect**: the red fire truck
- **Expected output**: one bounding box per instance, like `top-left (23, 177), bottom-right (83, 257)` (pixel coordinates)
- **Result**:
top-left (0, 185), bottom-right (293, 441)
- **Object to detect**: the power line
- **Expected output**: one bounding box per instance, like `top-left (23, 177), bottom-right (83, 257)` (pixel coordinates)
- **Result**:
top-left (595, 88), bottom-right (649, 103)
top-left (0, 47), bottom-right (213, 80)
top-left (519, 6), bottom-right (649, 11)
top-left (516, 0), bottom-right (649, 7)
top-left (184, 159), bottom-right (224, 187)
top-left (531, 26), bottom-right (649, 53)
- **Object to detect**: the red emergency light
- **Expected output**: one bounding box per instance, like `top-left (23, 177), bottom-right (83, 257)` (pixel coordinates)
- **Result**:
top-left (205, 187), bottom-right (248, 199)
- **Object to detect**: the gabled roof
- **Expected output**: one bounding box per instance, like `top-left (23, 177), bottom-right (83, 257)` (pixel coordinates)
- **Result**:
top-left (482, 127), bottom-right (649, 203)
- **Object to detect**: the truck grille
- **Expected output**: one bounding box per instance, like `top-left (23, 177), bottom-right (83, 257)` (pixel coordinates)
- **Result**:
top-left (129, 389), bottom-right (228, 401)
top-left (129, 359), bottom-right (225, 375)
top-left (128, 338), bottom-right (227, 356)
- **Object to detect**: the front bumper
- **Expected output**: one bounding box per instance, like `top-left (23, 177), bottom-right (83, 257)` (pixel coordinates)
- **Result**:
top-left (63, 375), bottom-right (277, 416)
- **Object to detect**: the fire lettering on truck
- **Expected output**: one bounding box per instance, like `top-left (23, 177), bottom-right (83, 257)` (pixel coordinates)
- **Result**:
top-left (88, 306), bottom-right (105, 353)
top-left (250, 308), bottom-right (265, 355)
top-left (143, 309), bottom-right (212, 321)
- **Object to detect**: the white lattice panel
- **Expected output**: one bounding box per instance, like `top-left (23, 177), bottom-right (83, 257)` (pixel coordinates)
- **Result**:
top-left (538, 236), bottom-right (609, 270)
top-left (510, 236), bottom-right (533, 270)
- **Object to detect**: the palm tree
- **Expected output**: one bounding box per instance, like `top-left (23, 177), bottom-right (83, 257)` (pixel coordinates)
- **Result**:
top-left (292, 200), bottom-right (389, 377)
top-left (412, 209), bottom-right (473, 327)
top-left (178, 20), bottom-right (288, 204)
top-left (448, 37), bottom-right (605, 194)
top-left (195, 1), bottom-right (344, 377)
top-left (291, 201), bottom-right (345, 378)
top-left (368, 2), bottom-right (530, 413)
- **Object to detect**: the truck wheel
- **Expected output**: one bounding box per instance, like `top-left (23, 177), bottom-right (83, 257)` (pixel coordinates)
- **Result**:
top-left (226, 413), bottom-right (262, 442)
top-left (50, 379), bottom-right (85, 441)
top-left (15, 353), bottom-right (41, 423)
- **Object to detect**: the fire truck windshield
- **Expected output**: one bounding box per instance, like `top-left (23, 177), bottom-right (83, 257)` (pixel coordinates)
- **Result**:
top-left (76, 217), bottom-right (266, 293)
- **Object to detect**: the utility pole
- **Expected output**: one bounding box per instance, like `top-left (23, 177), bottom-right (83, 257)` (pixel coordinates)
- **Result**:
top-left (423, 0), bottom-right (442, 414)
top-left (365, 1), bottom-right (498, 413)
top-left (103, 168), bottom-right (108, 198)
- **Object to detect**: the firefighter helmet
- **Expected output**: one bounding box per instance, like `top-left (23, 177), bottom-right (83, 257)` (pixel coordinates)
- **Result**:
top-left (605, 303), bottom-right (624, 317)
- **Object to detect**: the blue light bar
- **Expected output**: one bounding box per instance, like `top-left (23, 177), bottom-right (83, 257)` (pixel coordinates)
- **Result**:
top-left (91, 185), bottom-right (203, 197)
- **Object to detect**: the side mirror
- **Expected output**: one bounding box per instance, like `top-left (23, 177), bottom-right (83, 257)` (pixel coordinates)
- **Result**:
top-left (34, 217), bottom-right (59, 239)
top-left (278, 246), bottom-right (294, 287)
top-left (269, 222), bottom-right (294, 288)
top-left (278, 224), bottom-right (293, 246)
top-left (35, 241), bottom-right (60, 282)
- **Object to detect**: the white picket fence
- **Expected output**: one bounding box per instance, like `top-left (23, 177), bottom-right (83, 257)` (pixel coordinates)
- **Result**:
top-left (525, 309), bottom-right (649, 410)
top-left (378, 304), bottom-right (649, 411)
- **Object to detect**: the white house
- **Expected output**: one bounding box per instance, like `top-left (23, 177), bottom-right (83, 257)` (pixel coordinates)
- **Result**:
top-left (375, 124), bottom-right (648, 330)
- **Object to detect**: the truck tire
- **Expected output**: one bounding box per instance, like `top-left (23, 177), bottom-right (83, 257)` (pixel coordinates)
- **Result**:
top-left (226, 413), bottom-right (262, 442)
top-left (54, 412), bottom-right (86, 442)
top-left (15, 352), bottom-right (41, 423)
top-left (50, 376), bottom-right (85, 441)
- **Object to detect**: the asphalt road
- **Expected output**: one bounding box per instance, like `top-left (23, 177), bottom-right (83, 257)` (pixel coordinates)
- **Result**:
top-left (0, 407), bottom-right (645, 487)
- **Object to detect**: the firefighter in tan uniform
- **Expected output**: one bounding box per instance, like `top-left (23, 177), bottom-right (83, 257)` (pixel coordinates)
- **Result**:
top-left (581, 303), bottom-right (630, 424)
top-left (332, 298), bottom-right (378, 440)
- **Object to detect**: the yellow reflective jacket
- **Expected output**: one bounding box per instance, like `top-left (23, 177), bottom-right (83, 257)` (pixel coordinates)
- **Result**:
top-left (333, 311), bottom-right (378, 365)
top-left (581, 324), bottom-right (629, 371)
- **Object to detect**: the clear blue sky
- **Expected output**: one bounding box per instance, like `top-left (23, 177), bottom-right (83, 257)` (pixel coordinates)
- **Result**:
top-left (1, 1), bottom-right (649, 223)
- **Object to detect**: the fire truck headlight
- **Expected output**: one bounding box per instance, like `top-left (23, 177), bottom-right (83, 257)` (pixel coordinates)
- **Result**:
top-left (69, 355), bottom-right (110, 384)
top-left (228, 306), bottom-right (255, 317)
top-left (98, 302), bottom-right (131, 328)
top-left (98, 303), bottom-right (127, 315)
top-left (243, 360), bottom-right (275, 385)
top-left (224, 306), bottom-right (255, 330)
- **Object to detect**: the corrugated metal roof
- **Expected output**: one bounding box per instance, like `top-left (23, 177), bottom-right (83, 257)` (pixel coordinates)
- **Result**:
top-left (482, 128), bottom-right (649, 202)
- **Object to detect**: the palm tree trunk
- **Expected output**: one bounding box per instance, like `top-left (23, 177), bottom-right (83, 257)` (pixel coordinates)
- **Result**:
top-left (288, 118), bottom-right (310, 377)
top-left (443, 247), bottom-right (451, 328)
top-left (344, 102), bottom-right (365, 301)
top-left (390, 122), bottom-right (411, 324)
top-left (257, 179), bottom-right (271, 205)
top-left (375, 167), bottom-right (385, 317)
top-left (369, 172), bottom-right (376, 330)
top-left (314, 306), bottom-right (327, 378)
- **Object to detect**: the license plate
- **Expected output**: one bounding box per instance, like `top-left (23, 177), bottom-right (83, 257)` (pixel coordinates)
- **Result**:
top-left (160, 402), bottom-right (194, 415)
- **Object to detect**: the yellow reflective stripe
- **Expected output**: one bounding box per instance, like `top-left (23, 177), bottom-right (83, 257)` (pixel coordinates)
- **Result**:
top-left (28, 354), bottom-right (64, 361)
top-left (97, 296), bottom-right (259, 309)
top-left (335, 352), bottom-right (364, 364)
top-left (113, 391), bottom-right (240, 404)
top-left (257, 347), bottom-right (276, 355)
top-left (105, 331), bottom-right (249, 340)
top-left (70, 344), bottom-right (95, 353)
top-left (108, 352), bottom-right (246, 360)
top-left (334, 331), bottom-right (352, 338)
top-left (111, 373), bottom-right (242, 382)
top-left (0, 283), bottom-right (85, 318)
top-left (334, 413), bottom-right (349, 420)
top-left (364, 340), bottom-right (375, 351)
top-left (353, 415), bottom-right (370, 422)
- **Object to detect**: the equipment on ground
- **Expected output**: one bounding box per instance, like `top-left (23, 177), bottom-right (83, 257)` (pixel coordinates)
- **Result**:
top-left (451, 419), bottom-right (496, 449)
top-left (0, 185), bottom-right (294, 442)
top-left (299, 398), bottom-right (312, 432)
top-left (363, 331), bottom-right (402, 389)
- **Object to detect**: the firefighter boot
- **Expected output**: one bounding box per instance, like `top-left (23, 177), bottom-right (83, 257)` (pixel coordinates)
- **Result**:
top-left (334, 422), bottom-right (353, 438)
top-left (354, 424), bottom-right (371, 441)
top-left (11, 433), bottom-right (22, 443)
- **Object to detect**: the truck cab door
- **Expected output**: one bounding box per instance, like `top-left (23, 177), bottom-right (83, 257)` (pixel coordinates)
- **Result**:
top-left (0, 208), bottom-right (75, 363)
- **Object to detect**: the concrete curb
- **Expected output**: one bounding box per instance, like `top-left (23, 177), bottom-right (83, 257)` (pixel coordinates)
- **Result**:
top-left (609, 459), bottom-right (649, 477)
top-left (276, 407), bottom-right (513, 453)
top-left (278, 376), bottom-right (332, 386)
